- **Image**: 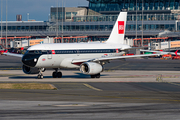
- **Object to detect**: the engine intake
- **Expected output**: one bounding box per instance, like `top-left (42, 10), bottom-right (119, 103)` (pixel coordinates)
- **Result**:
top-left (22, 65), bottom-right (40, 74)
top-left (80, 62), bottom-right (103, 75)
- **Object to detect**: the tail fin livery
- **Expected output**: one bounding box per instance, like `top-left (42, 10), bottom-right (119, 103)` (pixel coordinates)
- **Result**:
top-left (175, 50), bottom-right (178, 56)
top-left (106, 11), bottom-right (127, 44)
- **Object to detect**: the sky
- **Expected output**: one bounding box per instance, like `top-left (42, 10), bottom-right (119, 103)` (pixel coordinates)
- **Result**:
top-left (0, 0), bottom-right (89, 21)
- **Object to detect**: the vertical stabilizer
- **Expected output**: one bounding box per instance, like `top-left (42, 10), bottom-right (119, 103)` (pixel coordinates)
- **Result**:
top-left (106, 11), bottom-right (127, 44)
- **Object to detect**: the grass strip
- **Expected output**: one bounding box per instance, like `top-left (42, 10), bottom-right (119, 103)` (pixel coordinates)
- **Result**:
top-left (0, 83), bottom-right (57, 90)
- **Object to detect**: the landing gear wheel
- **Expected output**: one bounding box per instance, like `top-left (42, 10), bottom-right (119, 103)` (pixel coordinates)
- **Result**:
top-left (52, 72), bottom-right (57, 78)
top-left (91, 73), bottom-right (100, 78)
top-left (52, 69), bottom-right (62, 78)
top-left (96, 73), bottom-right (100, 78)
top-left (57, 72), bottom-right (62, 78)
top-left (37, 74), bottom-right (43, 79)
top-left (91, 75), bottom-right (95, 78)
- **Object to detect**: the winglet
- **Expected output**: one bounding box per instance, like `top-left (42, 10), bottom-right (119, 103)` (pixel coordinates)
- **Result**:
top-left (106, 11), bottom-right (127, 44)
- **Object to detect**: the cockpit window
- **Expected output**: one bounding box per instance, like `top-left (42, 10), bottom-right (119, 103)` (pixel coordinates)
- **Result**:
top-left (34, 50), bottom-right (42, 54)
top-left (28, 50), bottom-right (35, 54)
top-left (42, 50), bottom-right (47, 54)
top-left (25, 50), bottom-right (29, 54)
top-left (26, 50), bottom-right (42, 54)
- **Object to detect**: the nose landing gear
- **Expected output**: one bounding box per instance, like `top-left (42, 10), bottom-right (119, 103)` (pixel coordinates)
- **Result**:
top-left (37, 73), bottom-right (43, 79)
top-left (37, 68), bottom-right (46, 79)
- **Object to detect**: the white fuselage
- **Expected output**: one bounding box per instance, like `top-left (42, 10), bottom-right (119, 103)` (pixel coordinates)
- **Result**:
top-left (25, 42), bottom-right (130, 69)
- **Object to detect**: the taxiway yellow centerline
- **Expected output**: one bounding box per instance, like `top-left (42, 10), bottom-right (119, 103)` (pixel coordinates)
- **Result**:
top-left (83, 83), bottom-right (102, 91)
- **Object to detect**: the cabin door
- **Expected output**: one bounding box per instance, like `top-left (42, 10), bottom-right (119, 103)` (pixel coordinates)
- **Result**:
top-left (47, 50), bottom-right (52, 59)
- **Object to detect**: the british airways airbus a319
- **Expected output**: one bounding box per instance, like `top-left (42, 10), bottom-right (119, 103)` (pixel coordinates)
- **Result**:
top-left (4, 10), bottom-right (159, 79)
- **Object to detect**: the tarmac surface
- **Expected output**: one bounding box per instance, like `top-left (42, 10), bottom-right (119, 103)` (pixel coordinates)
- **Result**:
top-left (1, 55), bottom-right (180, 119)
top-left (1, 55), bottom-right (180, 71)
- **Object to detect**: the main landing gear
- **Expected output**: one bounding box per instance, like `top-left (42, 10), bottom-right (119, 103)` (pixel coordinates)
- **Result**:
top-left (91, 73), bottom-right (100, 78)
top-left (52, 68), bottom-right (62, 78)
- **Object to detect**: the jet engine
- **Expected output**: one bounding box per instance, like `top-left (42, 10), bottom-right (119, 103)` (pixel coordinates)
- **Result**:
top-left (80, 62), bottom-right (103, 75)
top-left (22, 65), bottom-right (40, 74)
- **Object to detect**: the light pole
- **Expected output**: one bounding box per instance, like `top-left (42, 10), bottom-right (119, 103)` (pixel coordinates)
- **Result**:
top-left (56, 0), bottom-right (58, 40)
top-left (1, 0), bottom-right (2, 44)
top-left (6, 0), bottom-right (7, 48)
top-left (136, 0), bottom-right (137, 39)
top-left (48, 14), bottom-right (50, 21)
top-left (142, 0), bottom-right (143, 47)
top-left (61, 0), bottom-right (63, 43)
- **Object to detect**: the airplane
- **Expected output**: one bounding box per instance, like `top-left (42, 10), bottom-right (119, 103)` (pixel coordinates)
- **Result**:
top-left (4, 10), bottom-right (160, 79)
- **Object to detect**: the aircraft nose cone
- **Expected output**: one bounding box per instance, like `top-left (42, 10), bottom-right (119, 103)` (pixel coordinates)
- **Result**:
top-left (22, 54), bottom-right (39, 67)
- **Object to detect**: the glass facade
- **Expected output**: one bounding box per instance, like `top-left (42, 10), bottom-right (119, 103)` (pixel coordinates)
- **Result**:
top-left (66, 12), bottom-right (71, 19)
top-left (0, 25), bottom-right (47, 31)
top-left (73, 14), bottom-right (179, 22)
top-left (51, 7), bottom-right (65, 21)
top-left (0, 13), bottom-right (178, 33)
top-left (0, 12), bottom-right (179, 35)
top-left (53, 24), bottom-right (175, 32)
top-left (65, 12), bottom-right (77, 20)
top-left (88, 0), bottom-right (180, 12)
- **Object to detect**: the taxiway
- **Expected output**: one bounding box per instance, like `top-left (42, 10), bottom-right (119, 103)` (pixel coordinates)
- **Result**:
top-left (0, 55), bottom-right (180, 119)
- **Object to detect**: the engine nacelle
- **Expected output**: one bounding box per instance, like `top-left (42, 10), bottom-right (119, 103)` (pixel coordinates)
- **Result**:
top-left (22, 65), bottom-right (40, 74)
top-left (80, 62), bottom-right (103, 75)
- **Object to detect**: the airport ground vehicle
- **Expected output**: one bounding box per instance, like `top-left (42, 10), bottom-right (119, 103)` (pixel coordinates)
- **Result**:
top-left (172, 55), bottom-right (180, 60)
top-left (0, 50), bottom-right (8, 55)
top-left (161, 54), bottom-right (172, 60)
top-left (0, 44), bottom-right (7, 55)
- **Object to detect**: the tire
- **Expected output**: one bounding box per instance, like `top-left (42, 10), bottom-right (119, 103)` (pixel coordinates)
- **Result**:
top-left (91, 73), bottom-right (100, 78)
top-left (37, 75), bottom-right (40, 79)
top-left (57, 72), bottom-right (62, 78)
top-left (95, 73), bottom-right (100, 78)
top-left (40, 75), bottom-right (43, 79)
top-left (52, 72), bottom-right (57, 78)
top-left (91, 75), bottom-right (95, 78)
top-left (37, 74), bottom-right (43, 79)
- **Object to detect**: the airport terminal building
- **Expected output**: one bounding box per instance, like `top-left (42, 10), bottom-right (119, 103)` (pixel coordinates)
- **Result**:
top-left (1, 0), bottom-right (180, 46)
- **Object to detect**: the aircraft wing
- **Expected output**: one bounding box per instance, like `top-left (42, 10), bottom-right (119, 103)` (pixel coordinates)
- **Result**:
top-left (3, 52), bottom-right (23, 58)
top-left (140, 50), bottom-right (180, 55)
top-left (72, 54), bottom-right (160, 65)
